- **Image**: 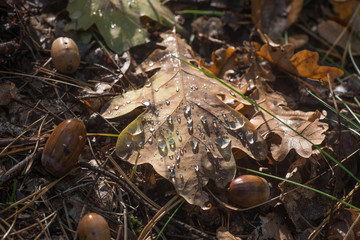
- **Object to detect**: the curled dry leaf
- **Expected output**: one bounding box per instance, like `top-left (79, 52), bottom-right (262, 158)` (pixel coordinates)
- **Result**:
top-left (242, 57), bottom-right (329, 161)
top-left (101, 32), bottom-right (267, 208)
top-left (257, 43), bottom-right (344, 82)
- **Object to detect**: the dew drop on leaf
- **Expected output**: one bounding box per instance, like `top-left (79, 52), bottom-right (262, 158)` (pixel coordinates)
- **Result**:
top-left (245, 130), bottom-right (256, 144)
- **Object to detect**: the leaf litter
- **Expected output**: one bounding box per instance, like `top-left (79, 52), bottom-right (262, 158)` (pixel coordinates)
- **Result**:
top-left (101, 31), bottom-right (268, 208)
top-left (101, 31), bottom-right (336, 207)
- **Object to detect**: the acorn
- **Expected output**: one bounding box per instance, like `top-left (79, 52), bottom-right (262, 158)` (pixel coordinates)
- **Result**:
top-left (51, 37), bottom-right (80, 74)
top-left (228, 175), bottom-right (270, 207)
top-left (78, 213), bottom-right (111, 240)
top-left (41, 118), bottom-right (86, 177)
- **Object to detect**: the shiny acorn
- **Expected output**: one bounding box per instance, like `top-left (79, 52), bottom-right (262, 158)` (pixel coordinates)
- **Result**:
top-left (41, 118), bottom-right (86, 177)
top-left (51, 37), bottom-right (80, 74)
top-left (78, 212), bottom-right (111, 240)
top-left (229, 175), bottom-right (270, 207)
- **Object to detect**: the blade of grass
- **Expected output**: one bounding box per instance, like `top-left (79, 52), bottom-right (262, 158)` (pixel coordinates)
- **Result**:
top-left (335, 94), bottom-right (360, 125)
top-left (348, 32), bottom-right (360, 75)
top-left (173, 55), bottom-right (360, 184)
top-left (176, 10), bottom-right (224, 16)
top-left (240, 167), bottom-right (360, 211)
top-left (307, 89), bottom-right (360, 130)
top-left (155, 201), bottom-right (185, 240)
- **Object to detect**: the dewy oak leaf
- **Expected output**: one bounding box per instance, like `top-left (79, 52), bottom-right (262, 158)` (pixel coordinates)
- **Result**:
top-left (101, 32), bottom-right (267, 208)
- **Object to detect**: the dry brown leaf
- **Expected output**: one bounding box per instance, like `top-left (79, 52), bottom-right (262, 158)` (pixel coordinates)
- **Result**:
top-left (101, 32), bottom-right (267, 208)
top-left (317, 20), bottom-right (360, 53)
top-left (243, 58), bottom-right (328, 161)
top-left (330, 0), bottom-right (358, 22)
top-left (257, 44), bottom-right (344, 82)
top-left (279, 151), bottom-right (333, 230)
top-left (216, 226), bottom-right (242, 240)
top-left (290, 50), bottom-right (344, 82)
top-left (257, 212), bottom-right (294, 240)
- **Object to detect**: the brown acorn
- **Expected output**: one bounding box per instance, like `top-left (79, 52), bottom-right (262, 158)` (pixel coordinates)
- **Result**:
top-left (78, 213), bottom-right (111, 240)
top-left (229, 175), bottom-right (270, 207)
top-left (41, 118), bottom-right (86, 177)
top-left (51, 37), bottom-right (80, 74)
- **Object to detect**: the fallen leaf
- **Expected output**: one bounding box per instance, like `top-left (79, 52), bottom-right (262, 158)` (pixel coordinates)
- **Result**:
top-left (257, 44), bottom-right (344, 82)
top-left (317, 20), bottom-right (360, 53)
top-left (279, 152), bottom-right (333, 230)
top-left (216, 226), bottom-right (242, 240)
top-left (257, 212), bottom-right (294, 240)
top-left (101, 32), bottom-right (267, 207)
top-left (330, 0), bottom-right (358, 22)
top-left (256, 43), bottom-right (297, 74)
top-left (65, 0), bottom-right (184, 54)
top-left (243, 58), bottom-right (328, 161)
top-left (290, 50), bottom-right (344, 82)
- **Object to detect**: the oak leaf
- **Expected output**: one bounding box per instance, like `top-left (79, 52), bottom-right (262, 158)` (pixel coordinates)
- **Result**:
top-left (101, 32), bottom-right (267, 207)
top-left (257, 44), bottom-right (344, 82)
top-left (243, 59), bottom-right (329, 161)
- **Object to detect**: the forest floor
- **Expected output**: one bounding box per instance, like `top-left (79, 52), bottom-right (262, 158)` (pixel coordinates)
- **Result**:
top-left (1, 0), bottom-right (360, 239)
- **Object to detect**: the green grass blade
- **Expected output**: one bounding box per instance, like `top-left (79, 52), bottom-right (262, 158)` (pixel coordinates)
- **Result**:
top-left (176, 10), bottom-right (224, 16)
top-left (306, 89), bottom-right (360, 130)
top-left (155, 201), bottom-right (185, 240)
top-left (349, 33), bottom-right (360, 75)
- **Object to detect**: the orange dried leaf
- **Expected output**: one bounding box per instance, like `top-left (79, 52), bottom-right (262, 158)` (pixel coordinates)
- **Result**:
top-left (256, 44), bottom-right (297, 74)
top-left (290, 50), bottom-right (344, 82)
top-left (207, 47), bottom-right (238, 77)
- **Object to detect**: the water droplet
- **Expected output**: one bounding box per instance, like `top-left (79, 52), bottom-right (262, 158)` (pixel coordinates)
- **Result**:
top-left (167, 116), bottom-right (173, 125)
top-left (148, 137), bottom-right (153, 144)
top-left (149, 127), bottom-right (155, 133)
top-left (176, 87), bottom-right (180, 92)
top-left (215, 136), bottom-right (232, 160)
top-left (212, 119), bottom-right (218, 129)
top-left (143, 100), bottom-right (151, 107)
top-left (155, 88), bottom-right (159, 92)
top-left (169, 155), bottom-right (174, 160)
top-left (126, 100), bottom-right (131, 104)
top-left (168, 165), bottom-right (175, 182)
top-left (176, 116), bottom-right (181, 123)
top-left (191, 139), bottom-right (199, 153)
top-left (205, 144), bottom-right (210, 152)
top-left (229, 90), bottom-right (236, 97)
top-left (228, 119), bottom-right (245, 131)
top-left (208, 141), bottom-right (215, 150)
top-left (190, 103), bottom-right (195, 109)
top-left (158, 140), bottom-right (168, 156)
top-left (114, 105), bottom-right (119, 110)
top-left (176, 129), bottom-right (179, 135)
top-left (194, 165), bottom-right (199, 172)
top-left (187, 117), bottom-right (193, 133)
top-left (180, 174), bottom-right (184, 182)
top-left (215, 136), bottom-right (231, 149)
top-left (184, 105), bottom-right (191, 117)
top-left (200, 116), bottom-right (207, 125)
top-left (175, 154), bottom-right (180, 166)
top-left (178, 136), bottom-right (182, 142)
top-left (165, 99), bottom-right (170, 105)
top-left (154, 110), bottom-right (159, 116)
top-left (245, 130), bottom-right (256, 144)
top-left (169, 138), bottom-right (176, 151)
top-left (145, 81), bottom-right (152, 87)
top-left (179, 147), bottom-right (184, 156)
top-left (197, 123), bottom-right (203, 133)
top-left (222, 112), bottom-right (228, 122)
